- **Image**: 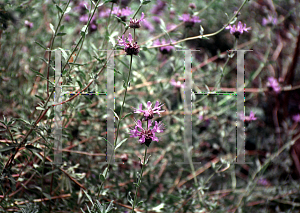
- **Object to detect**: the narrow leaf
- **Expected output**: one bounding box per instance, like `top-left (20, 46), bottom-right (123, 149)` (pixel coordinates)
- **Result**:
top-left (58, 48), bottom-right (68, 62)
top-left (83, 190), bottom-right (94, 205)
top-left (49, 23), bottom-right (55, 34)
top-left (127, 192), bottom-right (133, 205)
top-left (115, 138), bottom-right (128, 151)
top-left (0, 146), bottom-right (15, 153)
top-left (34, 41), bottom-right (47, 50)
top-left (35, 95), bottom-right (44, 101)
top-left (142, 0), bottom-right (151, 4)
top-left (55, 4), bottom-right (63, 13)
top-left (111, 109), bottom-right (119, 120)
top-left (25, 145), bottom-right (43, 153)
top-left (57, 32), bottom-right (66, 36)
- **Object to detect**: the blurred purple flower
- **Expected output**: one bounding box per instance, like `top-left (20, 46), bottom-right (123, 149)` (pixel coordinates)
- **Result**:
top-left (153, 39), bottom-right (175, 54)
top-left (178, 13), bottom-right (201, 27)
top-left (99, 8), bottom-right (111, 18)
top-left (79, 14), bottom-right (98, 32)
top-left (64, 14), bottom-right (71, 22)
top-left (142, 19), bottom-right (155, 32)
top-left (90, 23), bottom-right (97, 31)
top-left (170, 79), bottom-right (184, 88)
top-left (112, 6), bottom-right (133, 20)
top-left (130, 119), bottom-right (165, 146)
top-left (199, 115), bottom-right (204, 121)
top-left (152, 16), bottom-right (161, 24)
top-left (189, 3), bottom-right (197, 10)
top-left (239, 111), bottom-right (257, 122)
top-left (262, 15), bottom-right (277, 26)
top-left (129, 12), bottom-right (145, 29)
top-left (257, 178), bottom-right (271, 186)
top-left (79, 14), bottom-right (89, 23)
top-left (24, 20), bottom-right (33, 29)
top-left (133, 101), bottom-right (165, 121)
top-left (292, 114), bottom-right (300, 122)
top-left (150, 0), bottom-right (166, 15)
top-left (267, 77), bottom-right (281, 93)
top-left (167, 23), bottom-right (177, 31)
top-left (120, 153), bottom-right (128, 163)
top-left (118, 33), bottom-right (140, 55)
top-left (74, 1), bottom-right (89, 14)
top-left (225, 21), bottom-right (251, 38)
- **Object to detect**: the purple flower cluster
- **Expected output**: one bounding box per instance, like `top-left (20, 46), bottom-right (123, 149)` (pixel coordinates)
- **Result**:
top-left (75, 1), bottom-right (98, 32)
top-left (133, 101), bottom-right (165, 121)
top-left (25, 20), bottom-right (33, 29)
top-left (142, 19), bottom-right (155, 32)
top-left (150, 0), bottom-right (166, 15)
top-left (178, 14), bottom-right (201, 28)
top-left (130, 119), bottom-right (165, 146)
top-left (225, 21), bottom-right (251, 38)
top-left (292, 114), bottom-right (300, 122)
top-left (153, 39), bottom-right (175, 54)
top-left (262, 15), bottom-right (277, 26)
top-left (118, 33), bottom-right (140, 55)
top-left (112, 6), bottom-right (133, 21)
top-left (130, 101), bottom-right (166, 147)
top-left (129, 12), bottom-right (145, 29)
top-left (239, 111), bottom-right (257, 122)
top-left (170, 79), bottom-right (184, 89)
top-left (79, 14), bottom-right (98, 32)
top-left (74, 1), bottom-right (89, 15)
top-left (267, 77), bottom-right (281, 93)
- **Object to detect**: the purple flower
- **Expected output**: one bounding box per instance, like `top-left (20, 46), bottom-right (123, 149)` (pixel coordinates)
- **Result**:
top-left (267, 77), bottom-right (281, 93)
top-left (65, 15), bottom-right (71, 22)
top-left (178, 14), bottom-right (201, 28)
top-left (79, 14), bottom-right (89, 23)
top-left (170, 79), bottom-right (184, 88)
top-left (153, 39), bottom-right (175, 54)
top-left (130, 119), bottom-right (165, 146)
top-left (74, 1), bottom-right (89, 15)
top-left (133, 101), bottom-right (165, 121)
top-left (142, 19), bottom-right (155, 32)
top-left (118, 33), bottom-right (140, 55)
top-left (112, 6), bottom-right (133, 21)
top-left (225, 21), bottom-right (251, 38)
top-left (150, 0), bottom-right (166, 15)
top-left (152, 16), bottom-right (161, 24)
top-left (239, 111), bottom-right (257, 122)
top-left (262, 15), bottom-right (277, 26)
top-left (292, 114), bottom-right (300, 122)
top-left (120, 153), bottom-right (128, 163)
top-left (129, 12), bottom-right (145, 29)
top-left (25, 20), bottom-right (33, 29)
top-left (189, 3), bottom-right (196, 10)
top-left (99, 8), bottom-right (111, 18)
top-left (167, 23), bottom-right (177, 31)
top-left (257, 178), bottom-right (271, 186)
top-left (79, 14), bottom-right (98, 32)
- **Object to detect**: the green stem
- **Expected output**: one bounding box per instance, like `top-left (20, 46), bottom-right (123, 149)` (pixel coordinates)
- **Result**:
top-left (131, 146), bottom-right (148, 213)
top-left (94, 53), bottom-right (133, 204)
top-left (132, 3), bottom-right (143, 19)
top-left (114, 54), bottom-right (133, 147)
top-left (100, 2), bottom-right (114, 51)
top-left (62, 0), bottom-right (102, 82)
top-left (148, 0), bottom-right (249, 49)
top-left (47, 0), bottom-right (71, 97)
top-left (215, 37), bottom-right (237, 90)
